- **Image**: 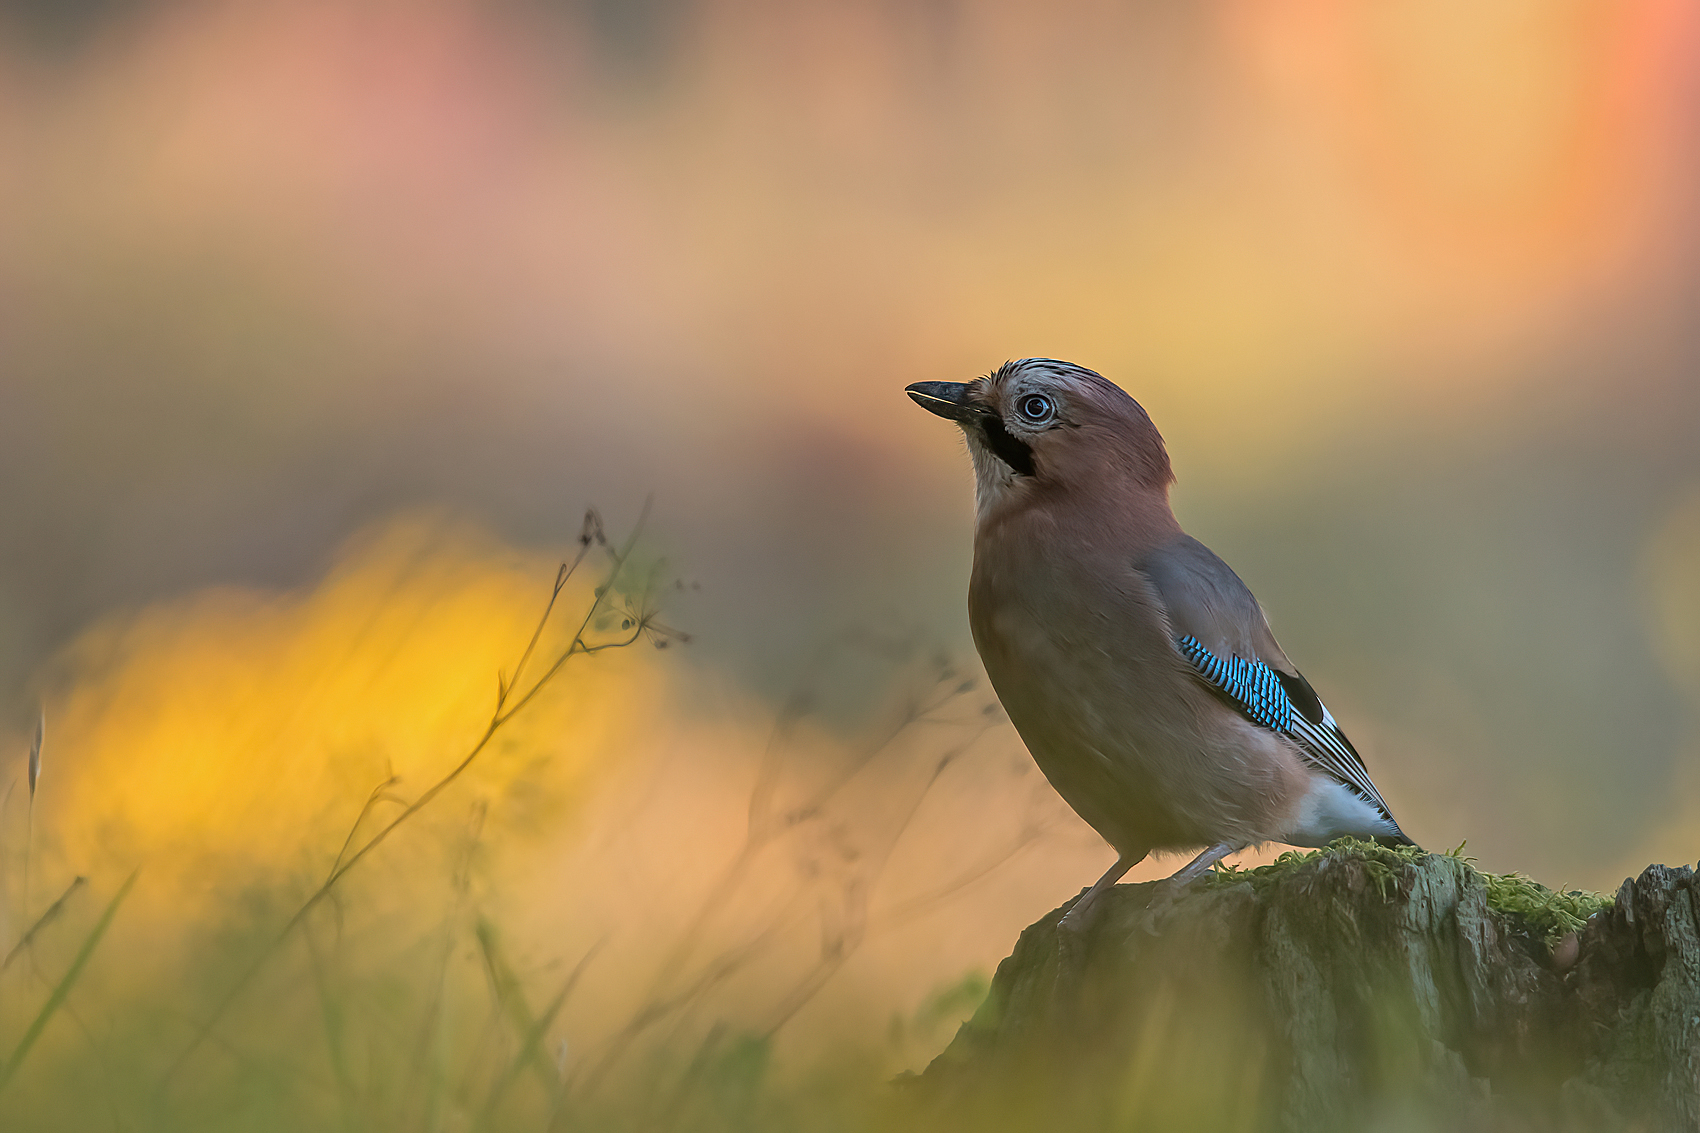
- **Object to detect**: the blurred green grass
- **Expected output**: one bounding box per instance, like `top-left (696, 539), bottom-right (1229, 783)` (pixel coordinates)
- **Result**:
top-left (0, 523), bottom-right (990, 1133)
top-left (0, 830), bottom-right (975, 1132)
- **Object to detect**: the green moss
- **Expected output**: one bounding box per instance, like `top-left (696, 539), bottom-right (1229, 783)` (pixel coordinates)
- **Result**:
top-left (1203, 837), bottom-right (1426, 897)
top-left (1202, 838), bottom-right (1609, 945)
top-left (1476, 870), bottom-right (1610, 944)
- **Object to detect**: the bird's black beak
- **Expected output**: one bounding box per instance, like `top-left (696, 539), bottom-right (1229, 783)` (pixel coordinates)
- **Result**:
top-left (905, 381), bottom-right (973, 421)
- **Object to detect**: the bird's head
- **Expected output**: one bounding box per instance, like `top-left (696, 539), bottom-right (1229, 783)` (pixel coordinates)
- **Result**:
top-left (906, 359), bottom-right (1174, 518)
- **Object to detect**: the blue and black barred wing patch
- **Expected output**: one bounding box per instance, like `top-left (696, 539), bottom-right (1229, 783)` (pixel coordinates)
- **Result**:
top-left (1174, 634), bottom-right (1397, 822)
top-left (1174, 635), bottom-right (1292, 731)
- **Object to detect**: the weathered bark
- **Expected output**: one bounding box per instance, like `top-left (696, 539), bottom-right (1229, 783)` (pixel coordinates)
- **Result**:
top-left (911, 847), bottom-right (1700, 1132)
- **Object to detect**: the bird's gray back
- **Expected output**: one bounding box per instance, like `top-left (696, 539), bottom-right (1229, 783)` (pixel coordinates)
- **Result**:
top-left (1136, 535), bottom-right (1292, 675)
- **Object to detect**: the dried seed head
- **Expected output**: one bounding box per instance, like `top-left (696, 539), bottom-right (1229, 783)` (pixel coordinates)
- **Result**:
top-left (27, 708), bottom-right (43, 800)
top-left (579, 508), bottom-right (607, 547)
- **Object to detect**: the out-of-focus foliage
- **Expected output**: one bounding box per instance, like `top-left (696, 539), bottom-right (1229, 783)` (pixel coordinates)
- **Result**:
top-left (0, 515), bottom-right (1042, 1130)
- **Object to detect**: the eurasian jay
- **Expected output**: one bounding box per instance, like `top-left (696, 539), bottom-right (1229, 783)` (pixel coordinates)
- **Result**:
top-left (907, 359), bottom-right (1413, 936)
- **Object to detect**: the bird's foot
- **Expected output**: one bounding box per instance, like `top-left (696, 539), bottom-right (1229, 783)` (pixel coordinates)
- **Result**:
top-left (1056, 908), bottom-right (1089, 970)
top-left (1128, 840), bottom-right (1238, 938)
top-left (1130, 878), bottom-right (1186, 937)
top-left (1051, 894), bottom-right (1097, 1007)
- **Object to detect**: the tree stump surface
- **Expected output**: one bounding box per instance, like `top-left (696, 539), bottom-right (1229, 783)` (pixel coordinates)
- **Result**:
top-left (911, 844), bottom-right (1700, 1132)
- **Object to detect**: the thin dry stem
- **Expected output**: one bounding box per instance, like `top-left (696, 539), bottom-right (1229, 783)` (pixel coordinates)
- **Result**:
top-left (159, 505), bottom-right (667, 1093)
top-left (579, 659), bottom-right (993, 1092)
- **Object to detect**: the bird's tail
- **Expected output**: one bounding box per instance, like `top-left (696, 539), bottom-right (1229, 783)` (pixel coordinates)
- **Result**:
top-left (1375, 832), bottom-right (1419, 850)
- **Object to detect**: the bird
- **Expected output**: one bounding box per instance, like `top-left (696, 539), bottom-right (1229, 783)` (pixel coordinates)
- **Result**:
top-left (906, 358), bottom-right (1413, 939)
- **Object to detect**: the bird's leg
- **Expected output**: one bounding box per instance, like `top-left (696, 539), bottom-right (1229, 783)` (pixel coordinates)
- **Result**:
top-left (1056, 850), bottom-right (1145, 976)
top-left (1134, 840), bottom-right (1241, 936)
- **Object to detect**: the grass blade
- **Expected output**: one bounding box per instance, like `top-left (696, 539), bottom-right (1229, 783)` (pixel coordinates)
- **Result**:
top-left (478, 938), bottom-right (604, 1128)
top-left (0, 871), bottom-right (137, 1092)
top-left (0, 876), bottom-right (87, 975)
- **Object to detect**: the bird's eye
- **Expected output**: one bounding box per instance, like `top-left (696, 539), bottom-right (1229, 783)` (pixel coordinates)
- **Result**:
top-left (1017, 394), bottom-right (1054, 423)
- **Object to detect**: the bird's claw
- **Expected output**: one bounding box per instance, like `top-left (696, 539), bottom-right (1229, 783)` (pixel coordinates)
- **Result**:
top-left (1048, 916), bottom-right (1095, 1023)
top-left (1055, 908), bottom-right (1089, 967)
top-left (1131, 881), bottom-right (1182, 938)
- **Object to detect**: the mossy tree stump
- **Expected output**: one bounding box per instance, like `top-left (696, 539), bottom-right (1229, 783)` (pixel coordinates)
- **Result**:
top-left (912, 844), bottom-right (1700, 1132)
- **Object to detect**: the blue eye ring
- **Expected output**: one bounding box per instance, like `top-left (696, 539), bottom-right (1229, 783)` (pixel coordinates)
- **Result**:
top-left (1017, 394), bottom-right (1054, 423)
